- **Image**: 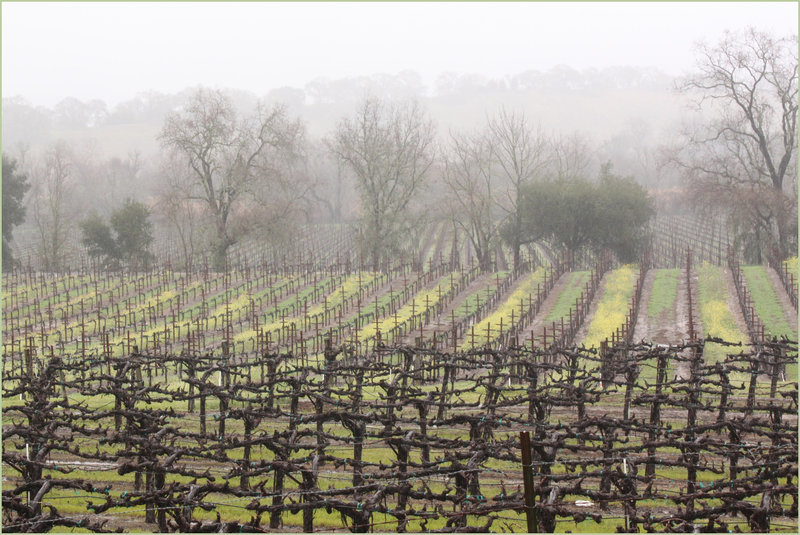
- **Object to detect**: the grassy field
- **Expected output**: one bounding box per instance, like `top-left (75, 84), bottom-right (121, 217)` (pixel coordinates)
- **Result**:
top-left (741, 265), bottom-right (797, 339)
top-left (647, 268), bottom-right (680, 322)
top-left (461, 268), bottom-right (546, 348)
top-left (544, 270), bottom-right (592, 322)
top-left (580, 265), bottom-right (638, 349)
top-left (696, 263), bottom-right (748, 364)
top-left (784, 257), bottom-right (798, 277)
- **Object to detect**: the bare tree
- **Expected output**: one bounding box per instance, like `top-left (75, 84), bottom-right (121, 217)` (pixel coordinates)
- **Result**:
top-left (66, 141), bottom-right (129, 218)
top-left (30, 142), bottom-right (75, 271)
top-left (673, 28), bottom-right (798, 261)
top-left (304, 141), bottom-right (356, 224)
top-left (552, 131), bottom-right (594, 181)
top-left (106, 151), bottom-right (142, 208)
top-left (332, 97), bottom-right (435, 270)
top-left (159, 88), bottom-right (303, 270)
top-left (156, 155), bottom-right (212, 271)
top-left (488, 108), bottom-right (550, 271)
top-left (243, 138), bottom-right (314, 254)
top-left (442, 130), bottom-right (497, 271)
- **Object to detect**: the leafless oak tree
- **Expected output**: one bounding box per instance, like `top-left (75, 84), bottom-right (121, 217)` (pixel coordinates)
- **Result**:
top-left (31, 142), bottom-right (75, 272)
top-left (673, 28), bottom-right (798, 261)
top-left (159, 88), bottom-right (303, 270)
top-left (304, 142), bottom-right (356, 224)
top-left (488, 109), bottom-right (550, 271)
top-left (442, 130), bottom-right (498, 271)
top-left (552, 132), bottom-right (594, 181)
top-left (332, 98), bottom-right (435, 270)
top-left (156, 155), bottom-right (212, 271)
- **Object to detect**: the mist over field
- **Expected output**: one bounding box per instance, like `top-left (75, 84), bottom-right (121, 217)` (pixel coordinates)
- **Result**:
top-left (4, 65), bottom-right (679, 163)
top-left (2, 66), bottom-right (688, 263)
top-left (2, 3), bottom-right (796, 272)
top-left (2, 4), bottom-right (798, 533)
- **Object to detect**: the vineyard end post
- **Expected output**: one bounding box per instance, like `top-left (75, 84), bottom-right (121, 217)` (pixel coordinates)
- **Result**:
top-left (520, 431), bottom-right (538, 533)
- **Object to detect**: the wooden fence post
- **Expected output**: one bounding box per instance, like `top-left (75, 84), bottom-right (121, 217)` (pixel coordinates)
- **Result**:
top-left (520, 431), bottom-right (538, 533)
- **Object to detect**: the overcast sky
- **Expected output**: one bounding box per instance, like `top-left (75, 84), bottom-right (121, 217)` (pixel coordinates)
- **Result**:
top-left (3, 2), bottom-right (797, 108)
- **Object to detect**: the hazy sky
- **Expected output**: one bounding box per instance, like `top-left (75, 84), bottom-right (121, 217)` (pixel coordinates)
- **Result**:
top-left (3, 2), bottom-right (797, 108)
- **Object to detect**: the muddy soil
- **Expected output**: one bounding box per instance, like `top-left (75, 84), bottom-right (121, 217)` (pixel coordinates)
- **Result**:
top-left (633, 269), bottom-right (694, 345)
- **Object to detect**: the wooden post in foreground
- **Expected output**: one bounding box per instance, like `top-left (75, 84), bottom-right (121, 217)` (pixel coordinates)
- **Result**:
top-left (520, 431), bottom-right (538, 533)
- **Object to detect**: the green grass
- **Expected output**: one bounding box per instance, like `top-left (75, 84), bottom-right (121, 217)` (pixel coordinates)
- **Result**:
top-left (696, 263), bottom-right (748, 365)
top-left (741, 265), bottom-right (797, 339)
top-left (450, 271), bottom-right (511, 319)
top-left (784, 257), bottom-right (798, 277)
top-left (648, 269), bottom-right (679, 321)
top-left (460, 268), bottom-right (546, 348)
top-left (581, 265), bottom-right (638, 349)
top-left (641, 268), bottom-right (684, 380)
top-left (741, 265), bottom-right (798, 379)
top-left (545, 271), bottom-right (591, 322)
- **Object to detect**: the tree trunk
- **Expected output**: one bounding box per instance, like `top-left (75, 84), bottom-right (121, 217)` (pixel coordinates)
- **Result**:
top-left (212, 240), bottom-right (228, 272)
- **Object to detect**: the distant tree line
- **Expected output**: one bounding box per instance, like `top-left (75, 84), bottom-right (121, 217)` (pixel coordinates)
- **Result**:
top-left (2, 28), bottom-right (794, 271)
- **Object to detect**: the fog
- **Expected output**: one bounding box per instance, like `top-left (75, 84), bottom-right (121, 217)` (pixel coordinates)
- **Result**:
top-left (2, 2), bottom-right (796, 271)
top-left (4, 2), bottom-right (795, 152)
top-left (4, 2), bottom-right (795, 107)
top-left (2, 10), bottom-right (797, 529)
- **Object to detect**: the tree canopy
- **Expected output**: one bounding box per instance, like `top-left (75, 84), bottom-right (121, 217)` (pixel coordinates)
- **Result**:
top-left (516, 165), bottom-right (653, 262)
top-left (80, 199), bottom-right (153, 270)
top-left (2, 156), bottom-right (31, 269)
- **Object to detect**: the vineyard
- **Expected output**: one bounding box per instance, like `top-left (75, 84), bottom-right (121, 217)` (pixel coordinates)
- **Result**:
top-left (2, 216), bottom-right (798, 533)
